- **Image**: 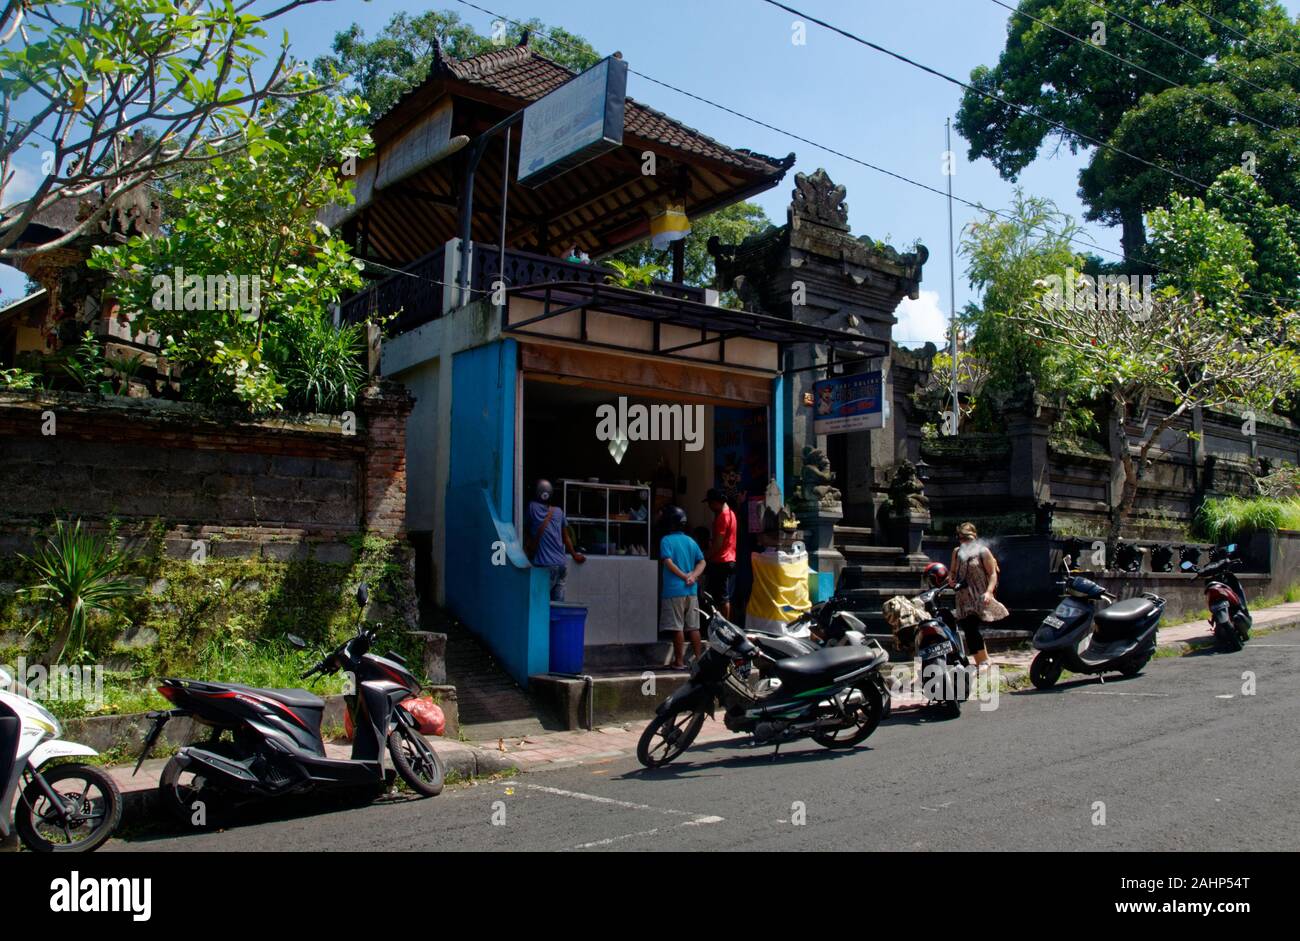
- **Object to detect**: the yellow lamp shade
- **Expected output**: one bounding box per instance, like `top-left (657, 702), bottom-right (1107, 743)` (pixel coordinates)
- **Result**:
top-left (649, 206), bottom-right (691, 250)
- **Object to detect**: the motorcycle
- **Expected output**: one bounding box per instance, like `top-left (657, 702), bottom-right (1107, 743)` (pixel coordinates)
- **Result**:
top-left (1030, 558), bottom-right (1166, 690)
top-left (637, 592), bottom-right (889, 768)
top-left (1181, 543), bottom-right (1252, 651)
top-left (892, 583), bottom-right (972, 718)
top-left (0, 666), bottom-right (121, 852)
top-left (745, 599), bottom-right (891, 717)
top-left (136, 584), bottom-right (444, 823)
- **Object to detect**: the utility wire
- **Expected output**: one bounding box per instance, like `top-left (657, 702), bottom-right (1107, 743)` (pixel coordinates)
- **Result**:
top-left (1181, 0), bottom-right (1300, 76)
top-left (1085, 0), bottom-right (1299, 115)
top-left (444, 0), bottom-right (1297, 309)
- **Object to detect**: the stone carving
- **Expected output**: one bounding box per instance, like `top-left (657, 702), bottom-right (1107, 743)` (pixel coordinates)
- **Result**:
top-left (791, 168), bottom-right (848, 230)
top-left (887, 460), bottom-right (929, 516)
top-left (799, 446), bottom-right (842, 509)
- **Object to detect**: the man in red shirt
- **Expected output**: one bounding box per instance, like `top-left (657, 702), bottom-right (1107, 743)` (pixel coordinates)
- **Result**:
top-left (703, 488), bottom-right (738, 619)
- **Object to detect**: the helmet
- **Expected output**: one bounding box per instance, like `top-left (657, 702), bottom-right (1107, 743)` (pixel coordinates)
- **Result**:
top-left (923, 561), bottom-right (949, 588)
top-left (662, 505), bottom-right (688, 532)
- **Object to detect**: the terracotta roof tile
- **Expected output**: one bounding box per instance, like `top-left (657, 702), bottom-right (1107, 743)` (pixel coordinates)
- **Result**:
top-left (427, 45), bottom-right (789, 175)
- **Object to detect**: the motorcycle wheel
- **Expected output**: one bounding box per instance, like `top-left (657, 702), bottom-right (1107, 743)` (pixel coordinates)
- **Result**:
top-left (637, 709), bottom-right (706, 768)
top-left (1215, 618), bottom-right (1244, 652)
top-left (158, 755), bottom-right (226, 828)
top-left (1030, 652), bottom-right (1063, 690)
top-left (16, 763), bottom-right (121, 853)
top-left (388, 724), bottom-right (445, 797)
top-left (1117, 649), bottom-right (1152, 677)
top-left (812, 680), bottom-right (883, 749)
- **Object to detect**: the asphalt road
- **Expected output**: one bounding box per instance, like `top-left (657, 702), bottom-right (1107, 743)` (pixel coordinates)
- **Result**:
top-left (109, 625), bottom-right (1300, 852)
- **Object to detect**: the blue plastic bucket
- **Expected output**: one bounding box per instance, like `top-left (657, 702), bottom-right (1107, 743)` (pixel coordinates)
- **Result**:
top-left (549, 603), bottom-right (587, 674)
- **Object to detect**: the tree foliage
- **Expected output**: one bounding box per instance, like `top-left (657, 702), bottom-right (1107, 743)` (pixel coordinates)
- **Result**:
top-left (956, 0), bottom-right (1300, 258)
top-left (88, 80), bottom-right (373, 414)
top-left (958, 190), bottom-right (1092, 431)
top-left (0, 0), bottom-right (324, 260)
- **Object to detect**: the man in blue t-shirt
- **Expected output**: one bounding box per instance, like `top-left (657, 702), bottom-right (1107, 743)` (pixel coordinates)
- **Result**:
top-left (659, 505), bottom-right (706, 670)
top-left (527, 480), bottom-right (585, 601)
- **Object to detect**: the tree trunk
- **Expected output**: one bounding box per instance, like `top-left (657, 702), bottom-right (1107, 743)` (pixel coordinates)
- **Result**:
top-left (1120, 206), bottom-right (1147, 267)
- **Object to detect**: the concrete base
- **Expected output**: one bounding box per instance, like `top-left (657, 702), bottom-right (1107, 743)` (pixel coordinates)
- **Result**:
top-left (529, 671), bottom-right (693, 730)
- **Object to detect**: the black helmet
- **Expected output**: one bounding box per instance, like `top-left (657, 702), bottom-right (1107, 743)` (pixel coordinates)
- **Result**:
top-left (662, 505), bottom-right (688, 532)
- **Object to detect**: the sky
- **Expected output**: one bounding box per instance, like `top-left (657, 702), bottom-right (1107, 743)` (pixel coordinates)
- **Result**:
top-left (5, 0), bottom-right (1299, 347)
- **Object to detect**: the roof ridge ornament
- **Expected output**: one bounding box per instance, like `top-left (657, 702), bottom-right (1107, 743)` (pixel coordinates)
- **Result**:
top-left (791, 168), bottom-right (848, 231)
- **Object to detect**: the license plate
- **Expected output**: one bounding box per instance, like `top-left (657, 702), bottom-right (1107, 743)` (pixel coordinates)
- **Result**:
top-left (1042, 615), bottom-right (1065, 629)
top-left (919, 641), bottom-right (953, 659)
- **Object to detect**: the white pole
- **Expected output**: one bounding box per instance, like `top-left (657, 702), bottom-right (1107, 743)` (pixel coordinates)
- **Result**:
top-left (946, 118), bottom-right (958, 430)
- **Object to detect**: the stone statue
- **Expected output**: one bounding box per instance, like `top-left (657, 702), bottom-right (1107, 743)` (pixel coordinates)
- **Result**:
top-left (887, 460), bottom-right (929, 516)
top-left (791, 169), bottom-right (849, 230)
top-left (799, 446), bottom-right (842, 509)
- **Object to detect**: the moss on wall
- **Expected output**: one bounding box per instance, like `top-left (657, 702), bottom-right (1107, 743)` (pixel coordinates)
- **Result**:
top-left (0, 528), bottom-right (423, 717)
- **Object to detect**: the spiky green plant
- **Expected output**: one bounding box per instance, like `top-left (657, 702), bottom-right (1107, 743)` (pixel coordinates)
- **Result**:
top-left (603, 259), bottom-right (667, 290)
top-left (19, 520), bottom-right (138, 663)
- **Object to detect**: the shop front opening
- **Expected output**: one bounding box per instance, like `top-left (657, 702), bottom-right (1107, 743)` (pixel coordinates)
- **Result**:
top-left (522, 376), bottom-right (769, 664)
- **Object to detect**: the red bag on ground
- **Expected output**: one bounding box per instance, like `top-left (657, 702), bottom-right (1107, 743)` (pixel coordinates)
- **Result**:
top-left (399, 695), bottom-right (446, 736)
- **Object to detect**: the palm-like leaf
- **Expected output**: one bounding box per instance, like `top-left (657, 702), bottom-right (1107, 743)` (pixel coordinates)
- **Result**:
top-left (18, 520), bottom-right (137, 663)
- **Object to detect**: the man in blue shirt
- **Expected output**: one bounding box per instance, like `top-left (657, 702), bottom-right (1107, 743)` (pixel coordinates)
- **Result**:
top-left (659, 505), bottom-right (706, 669)
top-left (527, 480), bottom-right (585, 601)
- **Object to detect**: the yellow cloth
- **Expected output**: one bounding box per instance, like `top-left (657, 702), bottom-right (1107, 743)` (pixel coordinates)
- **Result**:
top-left (746, 547), bottom-right (811, 634)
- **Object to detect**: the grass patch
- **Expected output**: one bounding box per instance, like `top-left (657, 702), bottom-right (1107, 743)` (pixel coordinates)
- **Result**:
top-left (1196, 495), bottom-right (1300, 540)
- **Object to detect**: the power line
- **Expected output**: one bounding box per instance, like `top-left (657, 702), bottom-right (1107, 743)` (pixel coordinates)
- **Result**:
top-left (1085, 0), bottom-right (1299, 115)
top-left (443, 0), bottom-right (1297, 309)
top-left (758, 0), bottom-right (1212, 194)
top-left (988, 0), bottom-right (1286, 134)
top-left (1181, 0), bottom-right (1300, 76)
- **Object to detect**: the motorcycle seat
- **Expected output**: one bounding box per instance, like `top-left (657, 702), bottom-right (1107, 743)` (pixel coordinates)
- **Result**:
top-left (1093, 597), bottom-right (1156, 627)
top-left (772, 645), bottom-right (885, 680)
top-left (214, 682), bottom-right (326, 710)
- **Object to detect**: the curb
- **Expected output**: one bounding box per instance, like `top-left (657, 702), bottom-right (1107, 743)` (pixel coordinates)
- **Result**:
top-left (1153, 613), bottom-right (1300, 658)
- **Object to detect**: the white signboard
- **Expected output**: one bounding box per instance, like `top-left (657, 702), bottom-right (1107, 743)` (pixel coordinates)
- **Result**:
top-left (518, 56), bottom-right (627, 187)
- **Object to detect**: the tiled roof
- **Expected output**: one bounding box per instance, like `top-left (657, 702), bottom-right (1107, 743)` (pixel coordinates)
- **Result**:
top-left (422, 44), bottom-right (791, 176)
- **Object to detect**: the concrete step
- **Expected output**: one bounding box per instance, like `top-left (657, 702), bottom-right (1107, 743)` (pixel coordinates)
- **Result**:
top-left (832, 525), bottom-right (874, 537)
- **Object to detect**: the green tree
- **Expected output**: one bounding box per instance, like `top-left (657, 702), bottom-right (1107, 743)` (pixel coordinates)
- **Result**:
top-left (956, 0), bottom-right (1300, 259)
top-left (1013, 289), bottom-right (1300, 549)
top-left (610, 201), bottom-right (772, 294)
top-left (314, 10), bottom-right (601, 115)
top-left (0, 0), bottom-right (321, 261)
top-left (958, 190), bottom-right (1091, 431)
top-left (88, 79), bottom-right (374, 414)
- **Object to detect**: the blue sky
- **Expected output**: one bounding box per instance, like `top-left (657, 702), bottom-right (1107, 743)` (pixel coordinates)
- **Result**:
top-left (5, 0), bottom-right (1298, 346)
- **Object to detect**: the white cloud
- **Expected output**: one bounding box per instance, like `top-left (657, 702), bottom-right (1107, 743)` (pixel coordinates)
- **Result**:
top-left (894, 289), bottom-right (949, 349)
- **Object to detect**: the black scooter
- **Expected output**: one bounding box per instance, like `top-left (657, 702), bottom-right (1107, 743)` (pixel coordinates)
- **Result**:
top-left (1182, 543), bottom-right (1252, 651)
top-left (1030, 558), bottom-right (1166, 690)
top-left (894, 583), bottom-right (973, 717)
top-left (637, 592), bottom-right (889, 768)
top-left (136, 585), bottom-right (444, 823)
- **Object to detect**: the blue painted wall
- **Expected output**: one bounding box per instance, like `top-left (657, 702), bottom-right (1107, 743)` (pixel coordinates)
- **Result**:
top-left (771, 372), bottom-right (786, 498)
top-left (444, 339), bottom-right (550, 683)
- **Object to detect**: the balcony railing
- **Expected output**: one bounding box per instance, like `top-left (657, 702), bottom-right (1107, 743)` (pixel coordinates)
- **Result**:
top-left (340, 242), bottom-right (706, 333)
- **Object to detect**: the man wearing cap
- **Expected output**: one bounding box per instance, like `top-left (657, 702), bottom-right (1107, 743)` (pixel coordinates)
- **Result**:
top-left (703, 488), bottom-right (738, 619)
top-left (527, 479), bottom-right (585, 602)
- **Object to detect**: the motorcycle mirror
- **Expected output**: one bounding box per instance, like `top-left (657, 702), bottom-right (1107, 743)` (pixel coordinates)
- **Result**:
top-left (1179, 560), bottom-right (1195, 572)
top-left (356, 583), bottom-right (369, 607)
top-left (286, 633), bottom-right (307, 649)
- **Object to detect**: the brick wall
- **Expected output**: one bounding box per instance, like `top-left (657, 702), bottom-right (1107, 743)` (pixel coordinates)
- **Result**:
top-left (0, 381), bottom-right (414, 560)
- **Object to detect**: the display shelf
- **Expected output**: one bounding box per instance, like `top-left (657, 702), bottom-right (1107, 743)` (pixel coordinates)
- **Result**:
top-left (561, 480), bottom-right (652, 556)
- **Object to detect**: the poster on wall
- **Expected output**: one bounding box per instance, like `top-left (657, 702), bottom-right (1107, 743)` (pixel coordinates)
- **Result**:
top-left (714, 407), bottom-right (768, 530)
top-left (813, 368), bottom-right (884, 435)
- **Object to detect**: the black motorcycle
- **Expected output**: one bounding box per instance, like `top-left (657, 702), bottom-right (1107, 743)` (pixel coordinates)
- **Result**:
top-left (1030, 560), bottom-right (1165, 689)
top-left (637, 593), bottom-right (889, 768)
top-left (893, 583), bottom-right (972, 718)
top-left (136, 585), bottom-right (444, 822)
top-left (1182, 543), bottom-right (1252, 651)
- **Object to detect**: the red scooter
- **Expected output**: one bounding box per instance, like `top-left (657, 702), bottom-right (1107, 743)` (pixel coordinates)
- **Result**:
top-left (1181, 543), bottom-right (1252, 652)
